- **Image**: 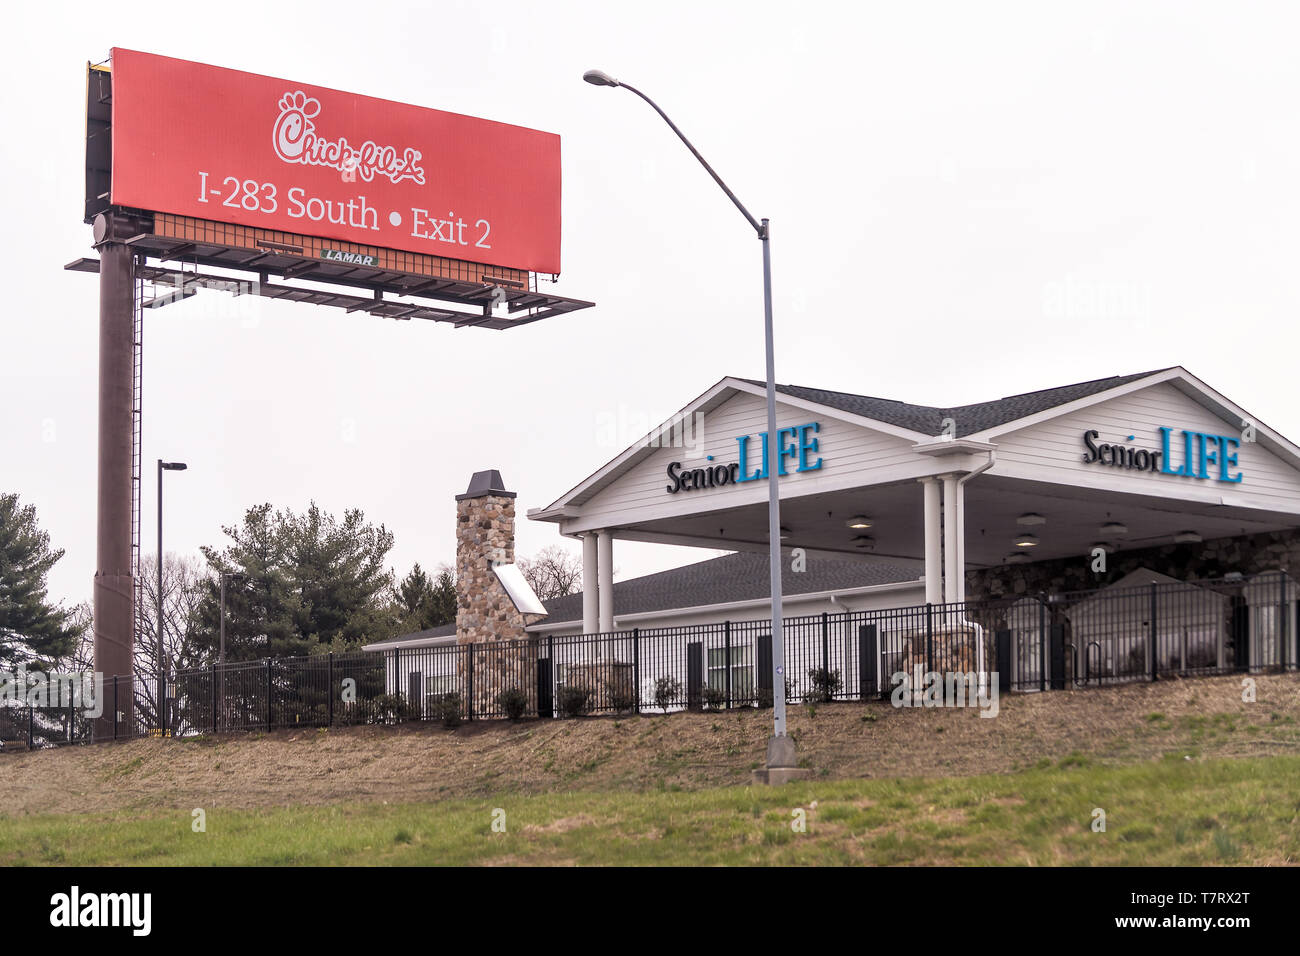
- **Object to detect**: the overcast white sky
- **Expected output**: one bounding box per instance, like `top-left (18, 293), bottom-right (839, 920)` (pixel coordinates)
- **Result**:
top-left (3, 0), bottom-right (1299, 609)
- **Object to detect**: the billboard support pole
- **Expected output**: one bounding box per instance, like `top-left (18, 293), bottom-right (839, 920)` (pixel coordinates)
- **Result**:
top-left (91, 214), bottom-right (137, 738)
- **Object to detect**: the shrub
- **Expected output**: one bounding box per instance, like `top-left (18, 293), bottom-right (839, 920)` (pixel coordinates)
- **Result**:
top-left (804, 667), bottom-right (842, 704)
top-left (606, 681), bottom-right (638, 713)
top-left (429, 692), bottom-right (463, 729)
top-left (701, 686), bottom-right (727, 711)
top-left (557, 684), bottom-right (592, 718)
top-left (756, 678), bottom-right (794, 709)
top-left (369, 693), bottom-right (409, 724)
top-left (496, 686), bottom-right (529, 722)
top-left (653, 676), bottom-right (682, 713)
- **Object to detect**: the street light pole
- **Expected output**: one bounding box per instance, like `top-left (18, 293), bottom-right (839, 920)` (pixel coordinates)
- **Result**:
top-left (157, 459), bottom-right (187, 734)
top-left (583, 70), bottom-right (791, 749)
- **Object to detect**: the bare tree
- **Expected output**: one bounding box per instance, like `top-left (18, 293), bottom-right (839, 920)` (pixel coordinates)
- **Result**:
top-left (131, 554), bottom-right (213, 728)
top-left (51, 602), bottom-right (94, 673)
top-left (516, 545), bottom-right (583, 602)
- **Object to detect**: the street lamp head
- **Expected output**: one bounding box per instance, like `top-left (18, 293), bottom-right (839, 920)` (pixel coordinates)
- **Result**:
top-left (161, 461), bottom-right (187, 471)
top-left (583, 69), bottom-right (620, 88)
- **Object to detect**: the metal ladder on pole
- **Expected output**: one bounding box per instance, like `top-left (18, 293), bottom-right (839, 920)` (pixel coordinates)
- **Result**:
top-left (130, 263), bottom-right (144, 658)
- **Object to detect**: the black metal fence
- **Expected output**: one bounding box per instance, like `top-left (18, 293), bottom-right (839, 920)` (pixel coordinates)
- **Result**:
top-left (2, 570), bottom-right (1295, 749)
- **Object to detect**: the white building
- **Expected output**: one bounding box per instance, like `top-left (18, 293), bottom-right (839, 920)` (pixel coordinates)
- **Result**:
top-left (367, 367), bottom-right (1300, 713)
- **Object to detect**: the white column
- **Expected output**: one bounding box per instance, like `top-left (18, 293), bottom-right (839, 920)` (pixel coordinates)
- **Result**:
top-left (955, 481), bottom-right (968, 604)
top-left (597, 530), bottom-right (614, 633)
top-left (582, 532), bottom-right (599, 635)
top-left (921, 478), bottom-right (942, 604)
top-left (942, 474), bottom-right (962, 604)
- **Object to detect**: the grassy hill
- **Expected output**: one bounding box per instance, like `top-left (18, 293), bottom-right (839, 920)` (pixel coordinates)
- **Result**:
top-left (1, 673), bottom-right (1296, 865)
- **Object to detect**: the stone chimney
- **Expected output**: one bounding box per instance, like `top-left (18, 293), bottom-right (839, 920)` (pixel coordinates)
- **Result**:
top-left (455, 469), bottom-right (533, 644)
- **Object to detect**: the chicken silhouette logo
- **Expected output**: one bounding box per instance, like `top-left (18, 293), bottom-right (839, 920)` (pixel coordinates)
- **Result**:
top-left (272, 90), bottom-right (426, 186)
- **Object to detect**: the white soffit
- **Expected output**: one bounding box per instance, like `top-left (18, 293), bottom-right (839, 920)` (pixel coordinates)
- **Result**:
top-left (493, 563), bottom-right (548, 615)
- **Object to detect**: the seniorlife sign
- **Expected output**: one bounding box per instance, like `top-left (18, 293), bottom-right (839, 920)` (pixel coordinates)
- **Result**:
top-left (108, 49), bottom-right (562, 274)
top-left (1081, 426), bottom-right (1244, 483)
top-left (666, 423), bottom-right (823, 494)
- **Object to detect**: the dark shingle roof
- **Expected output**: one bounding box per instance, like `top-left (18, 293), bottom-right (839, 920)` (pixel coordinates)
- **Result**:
top-left (540, 551), bottom-right (921, 623)
top-left (740, 369), bottom-right (1173, 438)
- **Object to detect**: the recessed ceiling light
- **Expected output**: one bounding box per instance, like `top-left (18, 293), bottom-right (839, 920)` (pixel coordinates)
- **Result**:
top-left (1014, 533), bottom-right (1039, 548)
top-left (852, 535), bottom-right (875, 551)
top-left (1090, 542), bottom-right (1110, 552)
top-left (1016, 513), bottom-right (1046, 526)
top-left (846, 515), bottom-right (873, 529)
top-left (777, 526), bottom-right (791, 540)
top-left (1006, 552), bottom-right (1031, 564)
top-left (1100, 522), bottom-right (1128, 536)
top-left (1174, 530), bottom-right (1202, 543)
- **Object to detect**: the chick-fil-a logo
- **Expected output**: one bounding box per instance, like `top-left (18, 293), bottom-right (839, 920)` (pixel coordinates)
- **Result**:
top-left (272, 91), bottom-right (426, 186)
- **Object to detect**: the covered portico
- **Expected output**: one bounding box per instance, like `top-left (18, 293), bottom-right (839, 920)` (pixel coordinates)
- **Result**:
top-left (529, 368), bottom-right (1300, 633)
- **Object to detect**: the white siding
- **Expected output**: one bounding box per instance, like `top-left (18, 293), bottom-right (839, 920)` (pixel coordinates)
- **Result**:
top-left (989, 382), bottom-right (1300, 508)
top-left (533, 581), bottom-right (927, 637)
top-left (574, 391), bottom-right (922, 528)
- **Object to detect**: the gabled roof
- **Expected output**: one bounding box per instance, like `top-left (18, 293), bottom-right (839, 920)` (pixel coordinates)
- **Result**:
top-left (738, 369), bottom-right (1173, 438)
top-left (536, 551), bottom-right (921, 624)
top-left (531, 366), bottom-right (1300, 521)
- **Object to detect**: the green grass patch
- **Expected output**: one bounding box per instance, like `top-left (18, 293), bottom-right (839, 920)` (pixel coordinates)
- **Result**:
top-left (2, 755), bottom-right (1298, 866)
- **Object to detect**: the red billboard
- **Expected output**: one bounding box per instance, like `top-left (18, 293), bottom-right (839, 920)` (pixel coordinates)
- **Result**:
top-left (109, 48), bottom-right (562, 275)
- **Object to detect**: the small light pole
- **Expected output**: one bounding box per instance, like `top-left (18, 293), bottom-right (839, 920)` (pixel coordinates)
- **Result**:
top-left (218, 570), bottom-right (243, 732)
top-left (218, 571), bottom-right (246, 669)
top-left (584, 70), bottom-right (795, 770)
top-left (157, 459), bottom-right (187, 733)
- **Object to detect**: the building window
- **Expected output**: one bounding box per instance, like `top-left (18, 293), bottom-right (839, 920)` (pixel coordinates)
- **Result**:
top-left (425, 674), bottom-right (457, 709)
top-left (707, 645), bottom-right (753, 700)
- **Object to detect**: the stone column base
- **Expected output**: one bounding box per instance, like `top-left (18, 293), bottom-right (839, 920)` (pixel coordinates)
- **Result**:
top-left (751, 735), bottom-right (813, 785)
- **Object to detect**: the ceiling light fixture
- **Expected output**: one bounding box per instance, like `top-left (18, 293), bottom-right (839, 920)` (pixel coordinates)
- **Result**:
top-left (852, 535), bottom-right (875, 551)
top-left (1100, 521), bottom-right (1128, 536)
top-left (846, 515), bottom-right (873, 529)
top-left (1014, 533), bottom-right (1039, 548)
top-left (1174, 530), bottom-right (1202, 543)
top-left (1016, 513), bottom-right (1046, 526)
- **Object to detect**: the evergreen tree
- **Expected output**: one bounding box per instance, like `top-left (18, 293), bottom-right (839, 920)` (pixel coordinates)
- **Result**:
top-left (393, 562), bottom-right (457, 634)
top-left (0, 492), bottom-right (83, 668)
top-left (428, 565), bottom-right (457, 628)
top-left (198, 503), bottom-right (304, 660)
top-left (197, 502), bottom-right (397, 659)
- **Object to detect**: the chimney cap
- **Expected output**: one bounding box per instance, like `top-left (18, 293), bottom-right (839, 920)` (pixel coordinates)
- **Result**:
top-left (456, 469), bottom-right (516, 501)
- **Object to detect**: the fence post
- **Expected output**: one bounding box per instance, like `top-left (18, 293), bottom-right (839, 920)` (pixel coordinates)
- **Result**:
top-left (27, 703), bottom-right (33, 750)
top-left (996, 629), bottom-right (1012, 696)
top-left (1279, 570), bottom-right (1288, 670)
top-left (926, 603), bottom-right (935, 677)
top-left (395, 646), bottom-right (402, 724)
top-left (632, 628), bottom-right (641, 714)
top-left (211, 663), bottom-right (218, 735)
top-left (1038, 602), bottom-right (1046, 692)
top-left (1149, 584), bottom-right (1159, 682)
top-left (821, 611), bottom-right (830, 691)
top-left (328, 653), bottom-right (334, 727)
top-left (113, 677), bottom-right (119, 741)
top-left (466, 647), bottom-right (474, 722)
top-left (725, 621), bottom-right (732, 710)
top-left (265, 659), bottom-right (272, 731)
top-left (858, 624), bottom-right (878, 699)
